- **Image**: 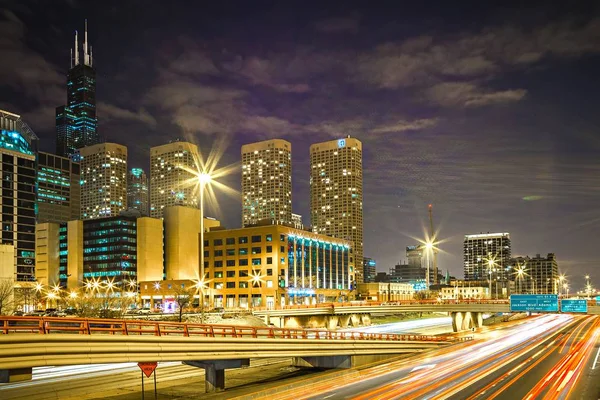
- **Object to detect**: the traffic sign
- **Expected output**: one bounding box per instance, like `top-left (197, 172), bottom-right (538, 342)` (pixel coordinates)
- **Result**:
top-left (510, 294), bottom-right (559, 312)
top-left (138, 362), bottom-right (157, 378)
top-left (561, 299), bottom-right (587, 313)
top-left (596, 296), bottom-right (600, 306)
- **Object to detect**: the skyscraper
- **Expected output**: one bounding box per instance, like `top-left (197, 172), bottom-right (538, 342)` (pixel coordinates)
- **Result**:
top-left (464, 232), bottom-right (511, 281)
top-left (149, 141), bottom-right (199, 219)
top-left (241, 139), bottom-right (292, 227)
top-left (37, 152), bottom-right (81, 223)
top-left (310, 137), bottom-right (363, 282)
top-left (56, 20), bottom-right (99, 157)
top-left (0, 110), bottom-right (38, 281)
top-left (78, 143), bottom-right (127, 220)
top-left (128, 168), bottom-right (148, 216)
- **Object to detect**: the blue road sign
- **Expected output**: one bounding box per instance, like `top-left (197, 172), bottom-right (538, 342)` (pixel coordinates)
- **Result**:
top-left (510, 294), bottom-right (559, 312)
top-left (561, 299), bottom-right (587, 313)
top-left (596, 296), bottom-right (600, 306)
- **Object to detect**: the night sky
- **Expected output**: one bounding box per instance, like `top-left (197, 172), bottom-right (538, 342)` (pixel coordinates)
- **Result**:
top-left (1, 1), bottom-right (599, 290)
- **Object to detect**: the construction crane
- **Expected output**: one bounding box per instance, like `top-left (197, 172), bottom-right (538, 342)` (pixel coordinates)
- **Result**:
top-left (428, 204), bottom-right (439, 285)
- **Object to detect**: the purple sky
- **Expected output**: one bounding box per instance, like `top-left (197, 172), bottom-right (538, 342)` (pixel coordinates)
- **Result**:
top-left (1, 1), bottom-right (600, 290)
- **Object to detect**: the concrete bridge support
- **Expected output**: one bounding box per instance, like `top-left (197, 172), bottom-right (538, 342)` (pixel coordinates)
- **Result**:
top-left (451, 311), bottom-right (483, 332)
top-left (185, 359), bottom-right (249, 393)
top-left (294, 354), bottom-right (401, 369)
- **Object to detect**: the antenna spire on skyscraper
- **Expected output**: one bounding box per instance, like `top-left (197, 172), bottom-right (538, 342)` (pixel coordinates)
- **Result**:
top-left (84, 19), bottom-right (90, 66)
top-left (74, 30), bottom-right (79, 65)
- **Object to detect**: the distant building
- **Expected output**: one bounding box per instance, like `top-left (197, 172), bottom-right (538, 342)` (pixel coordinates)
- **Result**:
top-left (36, 213), bottom-right (163, 289)
top-left (0, 110), bottom-right (38, 281)
top-left (510, 253), bottom-right (559, 295)
top-left (406, 245), bottom-right (424, 269)
top-left (55, 21), bottom-right (99, 157)
top-left (357, 282), bottom-right (414, 302)
top-left (310, 137), bottom-right (363, 282)
top-left (78, 143), bottom-right (127, 220)
top-left (374, 272), bottom-right (390, 283)
top-left (37, 152), bottom-right (81, 223)
top-left (128, 168), bottom-right (148, 216)
top-left (389, 263), bottom-right (426, 283)
top-left (150, 141), bottom-right (199, 218)
top-left (291, 213), bottom-right (303, 230)
top-left (464, 233), bottom-right (511, 281)
top-left (440, 286), bottom-right (490, 300)
top-left (241, 139), bottom-right (292, 227)
top-left (363, 257), bottom-right (376, 283)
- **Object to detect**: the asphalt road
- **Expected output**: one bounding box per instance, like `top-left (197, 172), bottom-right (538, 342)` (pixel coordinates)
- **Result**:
top-left (283, 314), bottom-right (600, 400)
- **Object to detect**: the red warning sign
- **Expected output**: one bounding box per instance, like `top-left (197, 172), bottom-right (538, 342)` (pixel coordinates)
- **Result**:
top-left (138, 362), bottom-right (157, 378)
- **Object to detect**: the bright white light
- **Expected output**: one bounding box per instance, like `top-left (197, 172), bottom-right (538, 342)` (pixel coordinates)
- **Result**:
top-left (198, 172), bottom-right (212, 185)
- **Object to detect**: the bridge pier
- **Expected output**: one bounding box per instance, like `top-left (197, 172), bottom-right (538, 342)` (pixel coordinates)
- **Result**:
top-left (184, 359), bottom-right (249, 393)
top-left (451, 311), bottom-right (483, 332)
top-left (0, 367), bottom-right (32, 383)
top-left (294, 354), bottom-right (400, 369)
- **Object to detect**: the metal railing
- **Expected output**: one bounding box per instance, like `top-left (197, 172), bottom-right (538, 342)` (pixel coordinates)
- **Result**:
top-left (0, 316), bottom-right (471, 342)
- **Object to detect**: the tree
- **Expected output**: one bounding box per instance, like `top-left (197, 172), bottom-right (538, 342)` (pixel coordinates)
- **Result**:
top-left (0, 278), bottom-right (15, 315)
top-left (172, 285), bottom-right (195, 323)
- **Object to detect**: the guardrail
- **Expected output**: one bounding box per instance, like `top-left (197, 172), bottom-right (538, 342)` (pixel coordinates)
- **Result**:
top-left (0, 316), bottom-right (470, 343)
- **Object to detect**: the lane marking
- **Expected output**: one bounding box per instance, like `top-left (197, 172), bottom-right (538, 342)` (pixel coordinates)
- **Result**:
top-left (593, 342), bottom-right (600, 370)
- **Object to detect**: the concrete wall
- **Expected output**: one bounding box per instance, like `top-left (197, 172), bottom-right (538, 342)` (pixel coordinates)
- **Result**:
top-left (137, 217), bottom-right (164, 282)
top-left (35, 223), bottom-right (60, 287)
top-left (67, 220), bottom-right (83, 289)
top-left (0, 244), bottom-right (15, 281)
top-left (164, 206), bottom-right (200, 280)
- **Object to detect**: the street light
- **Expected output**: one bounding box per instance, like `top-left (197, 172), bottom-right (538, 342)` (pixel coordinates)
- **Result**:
top-left (249, 271), bottom-right (263, 310)
top-left (515, 264), bottom-right (526, 294)
top-left (194, 278), bottom-right (209, 323)
top-left (198, 171), bottom-right (212, 281)
top-left (485, 257), bottom-right (496, 299)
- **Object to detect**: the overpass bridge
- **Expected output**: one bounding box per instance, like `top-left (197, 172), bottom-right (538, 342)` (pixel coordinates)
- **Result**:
top-left (252, 301), bottom-right (600, 331)
top-left (0, 316), bottom-right (470, 392)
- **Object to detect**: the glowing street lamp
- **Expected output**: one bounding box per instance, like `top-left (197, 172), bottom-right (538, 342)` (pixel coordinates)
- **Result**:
top-left (198, 171), bottom-right (212, 280)
top-left (249, 271), bottom-right (263, 310)
top-left (515, 264), bottom-right (527, 294)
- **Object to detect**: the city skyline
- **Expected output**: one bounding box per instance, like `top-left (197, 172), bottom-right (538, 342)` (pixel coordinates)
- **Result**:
top-left (1, 2), bottom-right (599, 289)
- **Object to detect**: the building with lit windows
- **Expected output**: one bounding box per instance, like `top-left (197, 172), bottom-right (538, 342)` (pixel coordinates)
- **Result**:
top-left (291, 213), bottom-right (303, 230)
top-left (464, 232), bottom-right (511, 281)
top-left (510, 253), bottom-right (559, 295)
top-left (78, 143), bottom-right (127, 220)
top-left (128, 168), bottom-right (148, 216)
top-left (363, 257), bottom-right (376, 283)
top-left (0, 110), bottom-right (38, 282)
top-left (149, 141), bottom-right (199, 218)
top-left (56, 21), bottom-right (99, 157)
top-left (310, 137), bottom-right (363, 282)
top-left (202, 222), bottom-right (354, 309)
top-left (241, 139), bottom-right (292, 227)
top-left (35, 212), bottom-right (163, 289)
top-left (37, 152), bottom-right (80, 223)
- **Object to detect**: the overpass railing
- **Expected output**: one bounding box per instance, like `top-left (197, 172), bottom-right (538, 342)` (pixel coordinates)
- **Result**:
top-left (0, 316), bottom-right (471, 343)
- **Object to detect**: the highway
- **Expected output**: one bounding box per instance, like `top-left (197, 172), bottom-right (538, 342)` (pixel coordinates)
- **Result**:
top-left (271, 314), bottom-right (600, 400)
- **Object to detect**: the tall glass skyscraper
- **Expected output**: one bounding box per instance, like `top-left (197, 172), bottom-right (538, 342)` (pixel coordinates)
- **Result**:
top-left (56, 21), bottom-right (99, 157)
top-left (128, 168), bottom-right (148, 216)
top-left (0, 109), bottom-right (38, 281)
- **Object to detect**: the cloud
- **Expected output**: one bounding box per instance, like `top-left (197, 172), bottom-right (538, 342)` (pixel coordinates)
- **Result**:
top-left (314, 15), bottom-right (360, 34)
top-left (425, 82), bottom-right (527, 107)
top-left (370, 118), bottom-right (439, 134)
top-left (241, 116), bottom-right (300, 137)
top-left (98, 102), bottom-right (157, 127)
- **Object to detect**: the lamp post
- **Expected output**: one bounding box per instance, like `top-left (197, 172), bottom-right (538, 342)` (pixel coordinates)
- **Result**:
top-left (563, 283), bottom-right (569, 298)
top-left (558, 275), bottom-right (565, 297)
top-left (487, 259), bottom-right (495, 300)
top-left (249, 271), bottom-right (262, 311)
top-left (515, 265), bottom-right (526, 294)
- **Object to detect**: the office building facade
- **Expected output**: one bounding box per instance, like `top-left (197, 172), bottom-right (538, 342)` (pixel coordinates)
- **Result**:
top-left (310, 137), bottom-right (363, 282)
top-left (0, 110), bottom-right (38, 282)
top-left (511, 253), bottom-right (559, 295)
top-left (56, 21), bottom-right (99, 157)
top-left (363, 257), bottom-right (376, 283)
top-left (78, 143), bottom-right (127, 220)
top-left (150, 141), bottom-right (199, 218)
top-left (37, 213), bottom-right (163, 289)
top-left (241, 139), bottom-right (292, 227)
top-left (203, 223), bottom-right (354, 308)
top-left (37, 152), bottom-right (81, 223)
top-left (464, 232), bottom-right (511, 281)
top-left (128, 168), bottom-right (148, 216)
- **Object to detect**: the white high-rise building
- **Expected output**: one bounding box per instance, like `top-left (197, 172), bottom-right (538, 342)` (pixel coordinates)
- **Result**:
top-left (78, 143), bottom-right (127, 220)
top-left (241, 139), bottom-right (292, 227)
top-left (310, 137), bottom-right (363, 283)
top-left (463, 232), bottom-right (511, 281)
top-left (149, 141), bottom-right (200, 219)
